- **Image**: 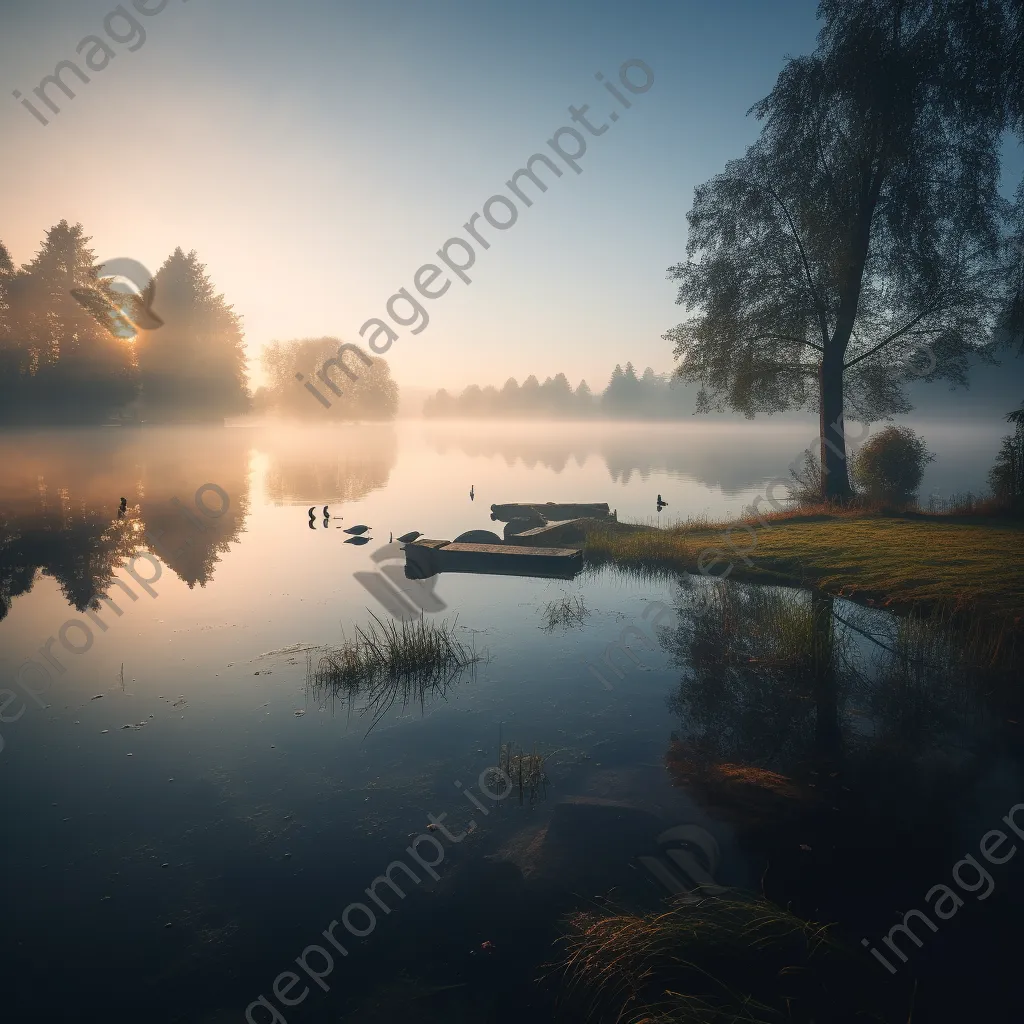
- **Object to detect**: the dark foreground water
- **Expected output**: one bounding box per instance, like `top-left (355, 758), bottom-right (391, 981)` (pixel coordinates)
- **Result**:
top-left (1, 421), bottom-right (1021, 1023)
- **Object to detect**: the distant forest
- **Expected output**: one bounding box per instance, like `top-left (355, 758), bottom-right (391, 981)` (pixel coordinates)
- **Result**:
top-left (423, 363), bottom-right (699, 419)
top-left (0, 221), bottom-right (250, 424)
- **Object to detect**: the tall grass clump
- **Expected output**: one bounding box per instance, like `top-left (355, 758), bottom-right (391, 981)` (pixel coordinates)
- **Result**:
top-left (308, 613), bottom-right (478, 734)
top-left (556, 895), bottom-right (896, 1024)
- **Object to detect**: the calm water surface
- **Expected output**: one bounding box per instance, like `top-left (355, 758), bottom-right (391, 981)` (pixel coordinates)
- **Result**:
top-left (1, 421), bottom-right (1020, 1023)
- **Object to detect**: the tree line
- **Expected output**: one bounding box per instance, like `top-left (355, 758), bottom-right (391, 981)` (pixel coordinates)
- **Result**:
top-left (423, 362), bottom-right (701, 419)
top-left (0, 221), bottom-right (250, 424)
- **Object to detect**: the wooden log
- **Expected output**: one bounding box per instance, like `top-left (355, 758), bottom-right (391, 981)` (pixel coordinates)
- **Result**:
top-left (490, 502), bottom-right (610, 522)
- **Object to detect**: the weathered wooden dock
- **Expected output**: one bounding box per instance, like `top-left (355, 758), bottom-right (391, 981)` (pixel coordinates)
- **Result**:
top-left (404, 539), bottom-right (583, 580)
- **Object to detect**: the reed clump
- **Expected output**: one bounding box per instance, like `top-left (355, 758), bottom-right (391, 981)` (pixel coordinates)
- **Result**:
top-left (557, 895), bottom-right (892, 1024)
top-left (308, 613), bottom-right (478, 733)
top-left (541, 594), bottom-right (590, 632)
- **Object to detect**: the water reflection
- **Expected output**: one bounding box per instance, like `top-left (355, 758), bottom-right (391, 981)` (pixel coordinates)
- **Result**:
top-left (424, 419), bottom-right (1007, 496)
top-left (0, 428), bottom-right (251, 616)
top-left (657, 574), bottom-right (1023, 1007)
top-left (258, 423), bottom-right (398, 504)
top-left (660, 581), bottom-right (1007, 821)
top-left (424, 421), bottom-right (809, 490)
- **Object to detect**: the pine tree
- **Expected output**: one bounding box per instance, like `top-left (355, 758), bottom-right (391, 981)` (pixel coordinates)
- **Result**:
top-left (136, 248), bottom-right (250, 421)
top-left (13, 221), bottom-right (137, 422)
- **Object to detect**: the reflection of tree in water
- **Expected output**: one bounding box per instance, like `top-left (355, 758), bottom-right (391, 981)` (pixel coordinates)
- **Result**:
top-left (0, 496), bottom-right (138, 621)
top-left (0, 428), bottom-right (251, 615)
top-left (134, 429), bottom-right (251, 587)
top-left (659, 580), bottom-right (1013, 909)
top-left (260, 425), bottom-right (397, 503)
top-left (666, 581), bottom-right (1003, 762)
top-left (662, 583), bottom-right (852, 809)
top-left (423, 422), bottom-right (816, 491)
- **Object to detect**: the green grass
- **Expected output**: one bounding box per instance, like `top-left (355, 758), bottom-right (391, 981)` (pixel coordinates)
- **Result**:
top-left (584, 511), bottom-right (1024, 620)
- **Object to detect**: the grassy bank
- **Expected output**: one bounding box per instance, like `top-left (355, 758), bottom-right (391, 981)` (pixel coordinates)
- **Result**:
top-left (584, 510), bottom-right (1024, 619)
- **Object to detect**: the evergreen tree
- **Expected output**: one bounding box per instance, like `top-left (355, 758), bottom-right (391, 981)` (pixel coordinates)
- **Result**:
top-left (7, 221), bottom-right (137, 423)
top-left (520, 374), bottom-right (541, 411)
top-left (574, 379), bottom-right (595, 416)
top-left (136, 248), bottom-right (250, 422)
top-left (500, 377), bottom-right (520, 412)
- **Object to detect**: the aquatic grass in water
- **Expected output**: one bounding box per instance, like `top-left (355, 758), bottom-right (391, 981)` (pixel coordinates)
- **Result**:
top-left (541, 594), bottom-right (590, 632)
top-left (485, 738), bottom-right (550, 806)
top-left (308, 613), bottom-right (478, 734)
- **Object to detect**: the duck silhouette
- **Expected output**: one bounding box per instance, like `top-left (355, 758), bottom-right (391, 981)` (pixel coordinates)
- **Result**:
top-left (657, 494), bottom-right (668, 508)
top-left (344, 535), bottom-right (371, 545)
top-left (470, 484), bottom-right (475, 501)
top-left (323, 505), bottom-right (330, 519)
top-left (118, 496), bottom-right (127, 519)
top-left (397, 531), bottom-right (422, 543)
top-left (344, 524), bottom-right (370, 535)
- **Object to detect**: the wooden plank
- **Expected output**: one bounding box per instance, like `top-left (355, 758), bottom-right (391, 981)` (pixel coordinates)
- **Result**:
top-left (440, 542), bottom-right (580, 558)
top-left (405, 538), bottom-right (451, 549)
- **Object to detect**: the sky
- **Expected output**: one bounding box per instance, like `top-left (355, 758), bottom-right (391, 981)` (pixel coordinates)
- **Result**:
top-left (1, 0), bottom-right (1020, 395)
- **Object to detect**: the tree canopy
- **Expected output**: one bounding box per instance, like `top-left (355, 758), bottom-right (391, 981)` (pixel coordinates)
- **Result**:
top-left (666, 0), bottom-right (1024, 499)
top-left (259, 337), bottom-right (398, 420)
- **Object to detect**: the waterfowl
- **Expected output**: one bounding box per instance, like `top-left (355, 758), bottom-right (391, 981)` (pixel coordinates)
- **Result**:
top-left (397, 531), bottom-right (422, 543)
top-left (343, 524), bottom-right (370, 535)
top-left (344, 535), bottom-right (371, 545)
top-left (470, 484), bottom-right (475, 500)
top-left (307, 506), bottom-right (316, 518)
top-left (323, 505), bottom-right (330, 518)
top-left (657, 494), bottom-right (668, 507)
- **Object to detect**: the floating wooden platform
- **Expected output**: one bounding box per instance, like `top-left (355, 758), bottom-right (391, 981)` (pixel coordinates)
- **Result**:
top-left (404, 539), bottom-right (583, 580)
top-left (504, 517), bottom-right (602, 547)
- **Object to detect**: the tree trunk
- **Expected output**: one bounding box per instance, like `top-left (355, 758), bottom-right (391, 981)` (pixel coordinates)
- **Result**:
top-left (818, 356), bottom-right (853, 501)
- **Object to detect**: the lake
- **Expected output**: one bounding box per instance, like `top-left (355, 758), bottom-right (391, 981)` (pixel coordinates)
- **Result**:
top-left (1, 419), bottom-right (1021, 1023)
